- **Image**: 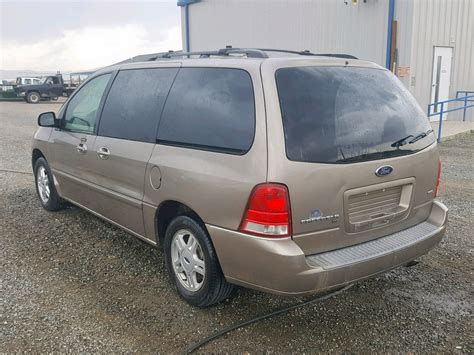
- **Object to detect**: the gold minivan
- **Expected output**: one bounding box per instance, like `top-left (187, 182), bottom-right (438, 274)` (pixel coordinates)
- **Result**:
top-left (32, 48), bottom-right (447, 307)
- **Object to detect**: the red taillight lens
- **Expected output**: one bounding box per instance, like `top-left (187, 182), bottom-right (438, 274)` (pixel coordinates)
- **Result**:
top-left (239, 183), bottom-right (291, 238)
top-left (435, 159), bottom-right (441, 197)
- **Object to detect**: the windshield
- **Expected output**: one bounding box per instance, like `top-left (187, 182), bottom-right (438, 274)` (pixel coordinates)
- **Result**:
top-left (275, 66), bottom-right (435, 164)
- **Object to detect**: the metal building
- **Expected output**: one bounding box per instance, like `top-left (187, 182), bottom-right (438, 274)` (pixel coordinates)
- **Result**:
top-left (178, 0), bottom-right (473, 121)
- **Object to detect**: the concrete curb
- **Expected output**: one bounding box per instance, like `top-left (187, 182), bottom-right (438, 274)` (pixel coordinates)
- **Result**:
top-left (439, 130), bottom-right (474, 142)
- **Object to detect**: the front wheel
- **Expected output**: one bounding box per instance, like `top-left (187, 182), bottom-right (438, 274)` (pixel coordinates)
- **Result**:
top-left (34, 158), bottom-right (64, 211)
top-left (164, 216), bottom-right (235, 307)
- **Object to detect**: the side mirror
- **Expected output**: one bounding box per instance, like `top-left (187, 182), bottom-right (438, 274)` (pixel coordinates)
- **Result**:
top-left (38, 112), bottom-right (57, 127)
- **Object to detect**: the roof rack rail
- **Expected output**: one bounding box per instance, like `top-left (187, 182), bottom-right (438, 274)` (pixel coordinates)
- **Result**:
top-left (154, 47), bottom-right (269, 59)
top-left (149, 47), bottom-right (358, 61)
top-left (256, 48), bottom-right (358, 59)
top-left (256, 48), bottom-right (316, 56)
top-left (315, 53), bottom-right (358, 59)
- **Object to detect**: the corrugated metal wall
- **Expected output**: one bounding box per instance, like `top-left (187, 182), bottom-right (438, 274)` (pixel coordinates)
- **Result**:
top-left (409, 0), bottom-right (474, 119)
top-left (186, 0), bottom-right (389, 65)
top-left (184, 0), bottom-right (473, 119)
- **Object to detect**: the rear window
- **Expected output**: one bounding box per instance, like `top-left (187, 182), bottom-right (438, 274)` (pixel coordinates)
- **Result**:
top-left (275, 67), bottom-right (435, 164)
top-left (157, 68), bottom-right (255, 154)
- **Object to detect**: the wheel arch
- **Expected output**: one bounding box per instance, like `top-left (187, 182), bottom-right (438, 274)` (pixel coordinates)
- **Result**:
top-left (27, 89), bottom-right (41, 96)
top-left (155, 200), bottom-right (207, 247)
top-left (32, 148), bottom-right (46, 170)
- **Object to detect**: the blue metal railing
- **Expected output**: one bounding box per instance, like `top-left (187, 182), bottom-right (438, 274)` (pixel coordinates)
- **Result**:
top-left (456, 91), bottom-right (474, 121)
top-left (427, 93), bottom-right (474, 143)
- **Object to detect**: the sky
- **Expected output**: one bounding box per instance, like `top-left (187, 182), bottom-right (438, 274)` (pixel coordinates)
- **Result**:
top-left (0, 0), bottom-right (182, 72)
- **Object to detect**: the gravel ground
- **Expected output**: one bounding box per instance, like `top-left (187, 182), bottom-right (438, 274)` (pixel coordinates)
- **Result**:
top-left (0, 101), bottom-right (472, 353)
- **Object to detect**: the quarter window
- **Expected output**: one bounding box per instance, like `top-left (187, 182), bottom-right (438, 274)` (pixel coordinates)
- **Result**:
top-left (157, 68), bottom-right (255, 154)
top-left (98, 68), bottom-right (178, 143)
top-left (63, 74), bottom-right (111, 133)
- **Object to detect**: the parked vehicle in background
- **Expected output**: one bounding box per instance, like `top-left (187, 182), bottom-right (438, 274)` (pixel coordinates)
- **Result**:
top-left (31, 48), bottom-right (448, 307)
top-left (14, 74), bottom-right (77, 103)
top-left (16, 77), bottom-right (43, 86)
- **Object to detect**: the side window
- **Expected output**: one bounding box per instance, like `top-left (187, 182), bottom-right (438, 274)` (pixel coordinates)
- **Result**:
top-left (25, 79), bottom-right (31, 84)
top-left (63, 74), bottom-right (111, 133)
top-left (98, 68), bottom-right (178, 143)
top-left (157, 68), bottom-right (255, 154)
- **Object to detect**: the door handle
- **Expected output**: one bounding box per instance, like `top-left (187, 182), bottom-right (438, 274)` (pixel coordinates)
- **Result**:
top-left (97, 147), bottom-right (110, 160)
top-left (76, 143), bottom-right (87, 154)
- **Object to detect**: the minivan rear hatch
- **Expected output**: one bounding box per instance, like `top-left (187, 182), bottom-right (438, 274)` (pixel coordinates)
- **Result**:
top-left (262, 59), bottom-right (438, 255)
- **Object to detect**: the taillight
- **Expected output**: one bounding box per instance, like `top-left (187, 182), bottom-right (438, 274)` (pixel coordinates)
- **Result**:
top-left (435, 159), bottom-right (441, 197)
top-left (239, 183), bottom-right (292, 238)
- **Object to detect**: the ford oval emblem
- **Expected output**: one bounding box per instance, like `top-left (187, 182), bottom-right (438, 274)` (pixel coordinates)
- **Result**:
top-left (375, 165), bottom-right (393, 177)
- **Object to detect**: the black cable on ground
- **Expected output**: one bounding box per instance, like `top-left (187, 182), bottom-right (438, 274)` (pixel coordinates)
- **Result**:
top-left (184, 283), bottom-right (354, 354)
top-left (0, 168), bottom-right (32, 175)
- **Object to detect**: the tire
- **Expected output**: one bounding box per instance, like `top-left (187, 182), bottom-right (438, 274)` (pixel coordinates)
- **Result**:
top-left (34, 157), bottom-right (64, 211)
top-left (164, 216), bottom-right (235, 307)
top-left (27, 91), bottom-right (41, 104)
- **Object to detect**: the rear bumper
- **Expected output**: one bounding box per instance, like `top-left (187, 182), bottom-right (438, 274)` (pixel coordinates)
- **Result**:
top-left (207, 200), bottom-right (448, 295)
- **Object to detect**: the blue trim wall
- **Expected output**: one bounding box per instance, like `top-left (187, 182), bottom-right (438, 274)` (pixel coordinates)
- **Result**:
top-left (177, 0), bottom-right (200, 6)
top-left (385, 0), bottom-right (395, 69)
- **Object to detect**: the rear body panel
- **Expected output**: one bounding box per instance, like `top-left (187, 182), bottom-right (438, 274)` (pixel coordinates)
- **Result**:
top-left (273, 146), bottom-right (438, 255)
top-left (210, 201), bottom-right (447, 295)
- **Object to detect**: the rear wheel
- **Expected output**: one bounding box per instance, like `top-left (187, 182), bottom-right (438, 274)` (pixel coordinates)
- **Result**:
top-left (164, 216), bottom-right (234, 307)
top-left (34, 158), bottom-right (63, 211)
top-left (27, 91), bottom-right (40, 104)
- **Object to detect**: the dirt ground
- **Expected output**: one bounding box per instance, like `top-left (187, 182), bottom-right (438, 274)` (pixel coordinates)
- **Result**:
top-left (0, 100), bottom-right (472, 353)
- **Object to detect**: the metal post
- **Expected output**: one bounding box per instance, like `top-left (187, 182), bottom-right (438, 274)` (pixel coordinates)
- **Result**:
top-left (385, 0), bottom-right (395, 69)
top-left (437, 102), bottom-right (444, 143)
top-left (463, 93), bottom-right (468, 121)
top-left (177, 0), bottom-right (200, 52)
top-left (185, 5), bottom-right (190, 52)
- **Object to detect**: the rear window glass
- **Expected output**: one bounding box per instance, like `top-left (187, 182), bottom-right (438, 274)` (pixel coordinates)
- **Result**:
top-left (157, 68), bottom-right (255, 154)
top-left (275, 67), bottom-right (435, 164)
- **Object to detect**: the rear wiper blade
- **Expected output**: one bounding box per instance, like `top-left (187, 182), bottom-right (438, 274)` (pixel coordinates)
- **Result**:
top-left (408, 129), bottom-right (434, 144)
top-left (335, 149), bottom-right (414, 163)
top-left (390, 135), bottom-right (414, 148)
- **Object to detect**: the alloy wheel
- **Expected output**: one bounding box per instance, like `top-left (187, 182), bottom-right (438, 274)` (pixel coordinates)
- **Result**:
top-left (36, 165), bottom-right (50, 203)
top-left (170, 229), bottom-right (206, 292)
